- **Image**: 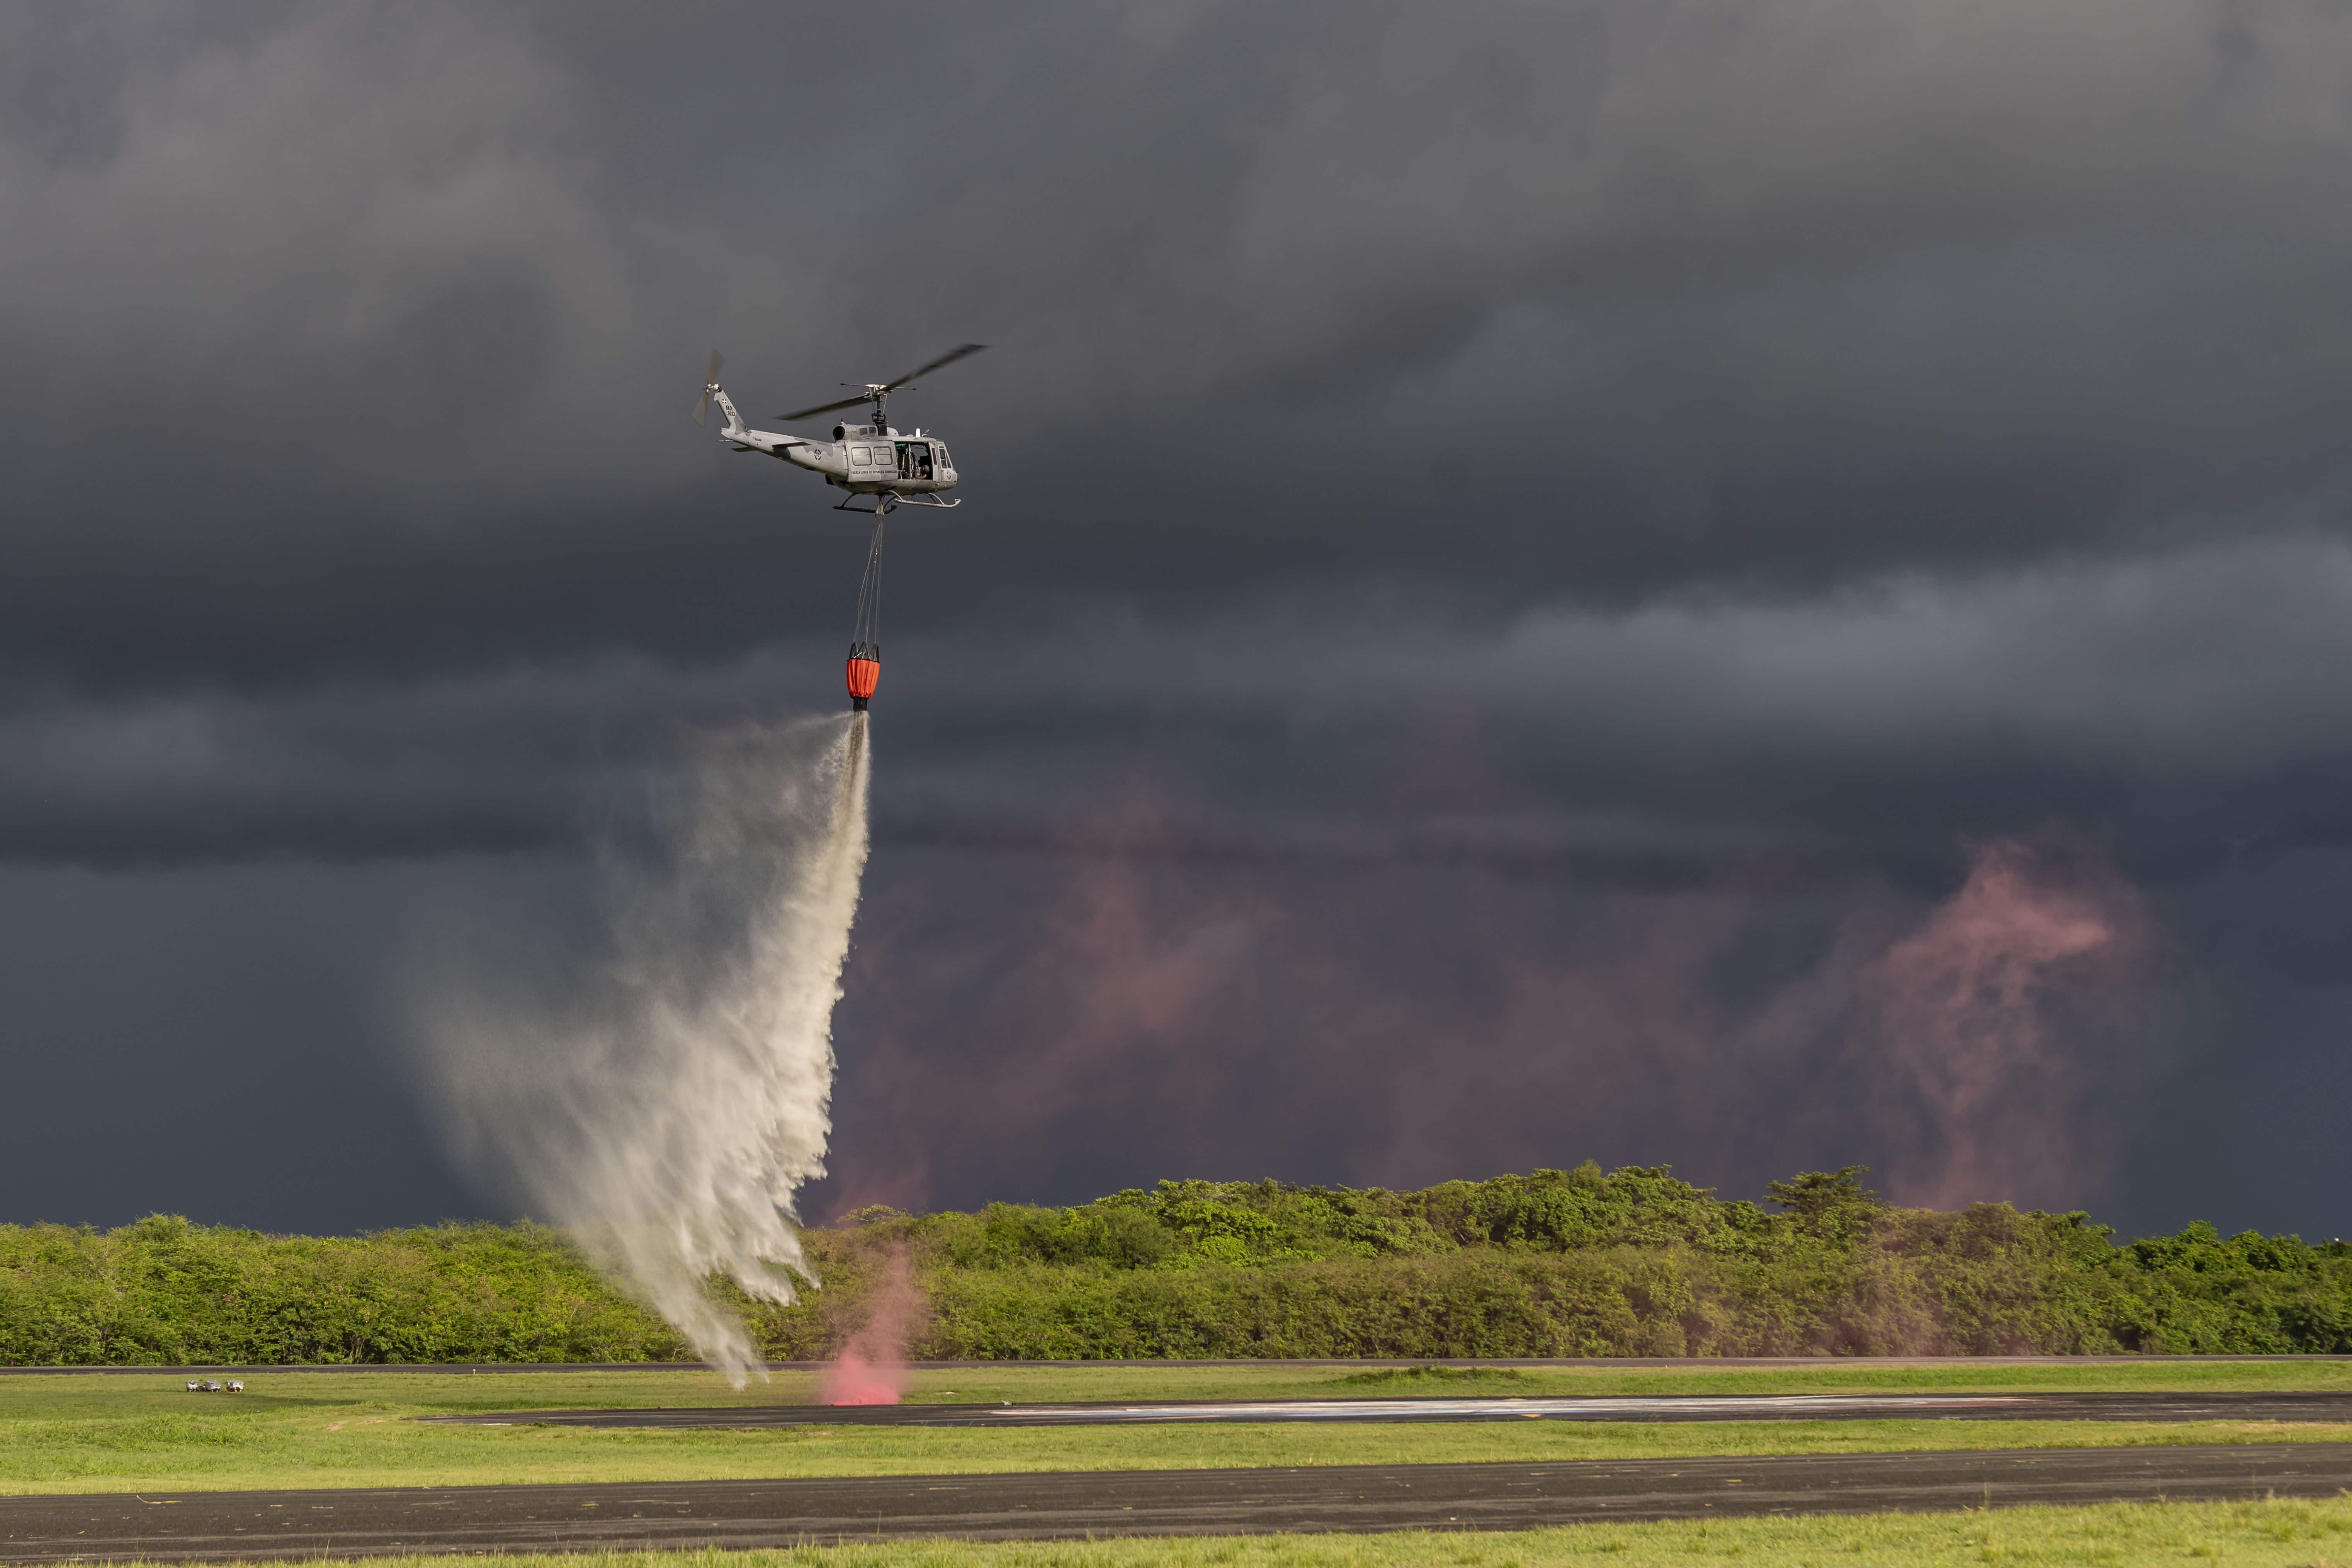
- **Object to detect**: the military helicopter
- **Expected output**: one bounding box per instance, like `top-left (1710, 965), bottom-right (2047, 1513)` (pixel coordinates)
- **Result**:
top-left (692, 343), bottom-right (984, 515)
top-left (693, 344), bottom-right (986, 710)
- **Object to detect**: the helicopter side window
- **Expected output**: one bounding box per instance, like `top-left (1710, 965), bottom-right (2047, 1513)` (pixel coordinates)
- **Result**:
top-left (851, 446), bottom-right (871, 464)
top-left (935, 445), bottom-right (952, 471)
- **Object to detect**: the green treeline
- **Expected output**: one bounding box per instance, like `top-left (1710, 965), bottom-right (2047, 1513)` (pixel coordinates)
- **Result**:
top-left (0, 1216), bottom-right (678, 1366)
top-left (3, 1166), bottom-right (2347, 1364)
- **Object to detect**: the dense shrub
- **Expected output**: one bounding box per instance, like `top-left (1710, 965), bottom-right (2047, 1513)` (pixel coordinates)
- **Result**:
top-left (4, 1166), bottom-right (2347, 1363)
top-left (0, 1217), bottom-right (684, 1364)
top-left (759, 1165), bottom-right (2352, 1359)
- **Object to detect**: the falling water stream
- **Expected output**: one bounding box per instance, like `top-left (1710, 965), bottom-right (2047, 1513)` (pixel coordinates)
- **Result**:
top-left (416, 713), bottom-right (871, 1385)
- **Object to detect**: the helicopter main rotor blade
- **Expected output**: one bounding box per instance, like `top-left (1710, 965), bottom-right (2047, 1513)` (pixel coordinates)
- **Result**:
top-left (775, 345), bottom-right (986, 421)
top-left (776, 392), bottom-right (877, 421)
top-left (882, 342), bottom-right (986, 391)
top-left (693, 348), bottom-right (722, 425)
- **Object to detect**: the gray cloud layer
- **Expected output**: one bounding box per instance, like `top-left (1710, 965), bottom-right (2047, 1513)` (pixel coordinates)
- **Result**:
top-left (3, 2), bottom-right (2349, 1238)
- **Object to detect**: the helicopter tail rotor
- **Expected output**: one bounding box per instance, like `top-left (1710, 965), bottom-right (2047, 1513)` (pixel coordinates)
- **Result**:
top-left (693, 348), bottom-right (723, 426)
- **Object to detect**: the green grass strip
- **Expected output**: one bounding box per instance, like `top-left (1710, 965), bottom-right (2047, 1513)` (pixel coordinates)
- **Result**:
top-left (9, 1366), bottom-right (2351, 1495)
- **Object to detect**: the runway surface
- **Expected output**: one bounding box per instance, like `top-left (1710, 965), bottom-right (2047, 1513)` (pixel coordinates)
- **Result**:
top-left (3, 1444), bottom-right (2347, 1560)
top-left (428, 1388), bottom-right (2352, 1428)
top-left (4, 1354), bottom-right (2346, 1375)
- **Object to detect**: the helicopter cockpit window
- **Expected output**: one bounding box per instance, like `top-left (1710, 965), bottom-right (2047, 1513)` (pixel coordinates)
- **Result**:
top-left (933, 445), bottom-right (951, 470)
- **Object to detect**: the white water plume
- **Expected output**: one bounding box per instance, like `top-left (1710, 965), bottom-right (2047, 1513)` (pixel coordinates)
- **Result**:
top-left (412, 714), bottom-right (870, 1384)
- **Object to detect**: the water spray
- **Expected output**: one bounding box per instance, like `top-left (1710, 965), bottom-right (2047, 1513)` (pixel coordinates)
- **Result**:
top-left (415, 714), bottom-right (872, 1385)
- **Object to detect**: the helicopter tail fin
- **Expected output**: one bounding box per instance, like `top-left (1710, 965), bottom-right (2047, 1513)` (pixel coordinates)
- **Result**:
top-left (710, 386), bottom-right (749, 439)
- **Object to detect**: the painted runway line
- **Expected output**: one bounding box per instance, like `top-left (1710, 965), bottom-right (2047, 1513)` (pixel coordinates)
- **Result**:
top-left (428, 1388), bottom-right (2352, 1428)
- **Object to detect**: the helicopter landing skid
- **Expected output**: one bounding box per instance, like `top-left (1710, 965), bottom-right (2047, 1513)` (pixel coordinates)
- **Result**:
top-left (834, 491), bottom-right (962, 515)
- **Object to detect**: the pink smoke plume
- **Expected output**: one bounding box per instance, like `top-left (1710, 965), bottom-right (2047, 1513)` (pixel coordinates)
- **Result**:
top-left (1864, 838), bottom-right (2174, 1211)
top-left (819, 1246), bottom-right (921, 1407)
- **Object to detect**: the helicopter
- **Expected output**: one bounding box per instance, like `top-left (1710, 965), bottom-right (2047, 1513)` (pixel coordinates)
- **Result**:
top-left (692, 343), bottom-right (984, 515)
top-left (693, 343), bottom-right (986, 710)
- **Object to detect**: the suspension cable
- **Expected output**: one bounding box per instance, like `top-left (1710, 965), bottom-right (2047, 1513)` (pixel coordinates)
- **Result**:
top-left (850, 518), bottom-right (885, 659)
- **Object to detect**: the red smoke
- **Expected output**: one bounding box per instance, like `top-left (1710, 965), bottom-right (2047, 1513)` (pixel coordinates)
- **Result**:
top-left (1864, 838), bottom-right (2171, 1211)
top-left (819, 1245), bottom-right (921, 1406)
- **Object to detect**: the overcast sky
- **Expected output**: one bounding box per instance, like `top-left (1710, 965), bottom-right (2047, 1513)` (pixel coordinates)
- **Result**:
top-left (4, 1), bottom-right (2349, 1242)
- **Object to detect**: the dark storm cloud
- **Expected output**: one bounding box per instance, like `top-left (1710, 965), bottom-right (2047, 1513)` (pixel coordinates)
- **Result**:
top-left (20, 532), bottom-right (2352, 870)
top-left (14, 0), bottom-right (2352, 669)
top-left (3, 2), bottom-right (2351, 1237)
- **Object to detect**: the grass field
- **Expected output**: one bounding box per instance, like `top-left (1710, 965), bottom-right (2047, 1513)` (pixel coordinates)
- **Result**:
top-left (53, 1496), bottom-right (2352, 1566)
top-left (5, 1361), bottom-right (2351, 1496)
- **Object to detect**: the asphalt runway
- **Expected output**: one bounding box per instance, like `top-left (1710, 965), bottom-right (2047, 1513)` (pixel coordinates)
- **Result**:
top-left (4, 1354), bottom-right (2346, 1375)
top-left (429, 1388), bottom-right (2352, 1428)
top-left (2, 1444), bottom-right (2347, 1560)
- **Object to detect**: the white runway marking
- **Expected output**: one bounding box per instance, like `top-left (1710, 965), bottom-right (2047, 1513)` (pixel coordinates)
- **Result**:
top-left (992, 1393), bottom-right (2039, 1422)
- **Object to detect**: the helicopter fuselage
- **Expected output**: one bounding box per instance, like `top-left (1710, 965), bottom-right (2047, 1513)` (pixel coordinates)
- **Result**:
top-left (789, 422), bottom-right (957, 497)
top-left (715, 396), bottom-right (957, 498)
